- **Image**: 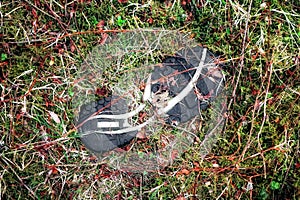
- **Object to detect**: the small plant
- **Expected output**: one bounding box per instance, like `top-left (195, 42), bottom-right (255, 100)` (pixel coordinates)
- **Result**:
top-left (116, 16), bottom-right (126, 27)
top-left (270, 181), bottom-right (281, 190)
top-left (1, 53), bottom-right (7, 61)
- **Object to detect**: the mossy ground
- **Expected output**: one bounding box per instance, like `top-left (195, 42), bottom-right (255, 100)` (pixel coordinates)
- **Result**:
top-left (0, 0), bottom-right (299, 199)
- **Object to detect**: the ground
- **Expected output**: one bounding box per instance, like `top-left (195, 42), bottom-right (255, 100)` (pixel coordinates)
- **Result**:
top-left (0, 0), bottom-right (299, 199)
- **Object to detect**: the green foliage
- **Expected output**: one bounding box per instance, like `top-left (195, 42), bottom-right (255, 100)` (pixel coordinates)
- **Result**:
top-left (270, 181), bottom-right (281, 190)
top-left (116, 16), bottom-right (126, 27)
top-left (1, 53), bottom-right (7, 61)
top-left (258, 188), bottom-right (269, 200)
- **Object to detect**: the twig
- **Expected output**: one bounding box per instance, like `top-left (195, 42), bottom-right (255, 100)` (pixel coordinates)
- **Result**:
top-left (256, 61), bottom-right (273, 178)
top-left (227, 0), bottom-right (252, 110)
top-left (231, 0), bottom-right (253, 159)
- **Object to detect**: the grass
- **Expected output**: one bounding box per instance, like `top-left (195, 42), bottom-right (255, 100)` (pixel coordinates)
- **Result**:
top-left (0, 0), bottom-right (299, 199)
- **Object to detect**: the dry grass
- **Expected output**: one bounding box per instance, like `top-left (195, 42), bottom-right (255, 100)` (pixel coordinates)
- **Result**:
top-left (0, 0), bottom-right (299, 199)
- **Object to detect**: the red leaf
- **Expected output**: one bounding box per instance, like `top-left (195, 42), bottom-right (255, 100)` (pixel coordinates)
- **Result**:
top-left (32, 8), bottom-right (38, 19)
top-left (147, 18), bottom-right (153, 24)
top-left (251, 89), bottom-right (260, 96)
top-left (70, 41), bottom-right (76, 52)
top-left (138, 111), bottom-right (147, 123)
top-left (47, 165), bottom-right (58, 175)
top-left (177, 168), bottom-right (190, 176)
top-left (99, 33), bottom-right (108, 45)
top-left (96, 20), bottom-right (105, 29)
top-left (0, 61), bottom-right (8, 67)
top-left (181, 0), bottom-right (187, 6)
top-left (34, 0), bottom-right (41, 6)
top-left (176, 196), bottom-right (186, 200)
top-left (95, 87), bottom-right (108, 96)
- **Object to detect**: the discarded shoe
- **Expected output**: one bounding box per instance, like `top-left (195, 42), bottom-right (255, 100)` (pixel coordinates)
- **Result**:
top-left (77, 46), bottom-right (224, 155)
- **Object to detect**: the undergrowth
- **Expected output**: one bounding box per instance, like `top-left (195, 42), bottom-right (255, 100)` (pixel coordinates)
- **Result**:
top-left (0, 0), bottom-right (299, 199)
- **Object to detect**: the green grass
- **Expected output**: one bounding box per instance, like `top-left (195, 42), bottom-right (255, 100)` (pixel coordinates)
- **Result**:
top-left (0, 0), bottom-right (299, 199)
